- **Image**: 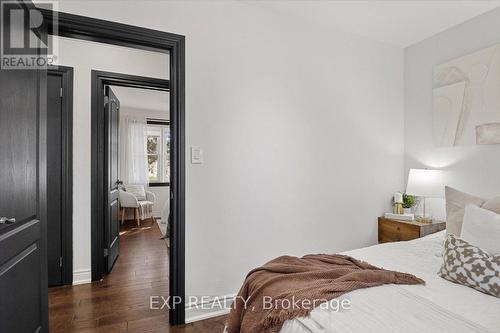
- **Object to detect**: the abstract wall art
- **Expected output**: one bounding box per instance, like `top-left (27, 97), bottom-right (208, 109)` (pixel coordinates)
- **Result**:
top-left (433, 44), bottom-right (500, 146)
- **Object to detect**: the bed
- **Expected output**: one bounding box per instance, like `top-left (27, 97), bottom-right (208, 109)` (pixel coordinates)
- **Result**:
top-left (278, 231), bottom-right (500, 333)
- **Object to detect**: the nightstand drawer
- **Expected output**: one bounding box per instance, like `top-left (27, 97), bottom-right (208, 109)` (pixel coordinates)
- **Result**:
top-left (378, 218), bottom-right (420, 243)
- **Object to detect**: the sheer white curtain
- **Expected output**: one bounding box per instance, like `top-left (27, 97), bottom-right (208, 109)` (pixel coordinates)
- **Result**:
top-left (119, 117), bottom-right (148, 186)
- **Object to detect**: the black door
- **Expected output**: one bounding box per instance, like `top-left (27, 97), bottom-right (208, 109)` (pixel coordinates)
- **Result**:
top-left (47, 73), bottom-right (63, 286)
top-left (104, 86), bottom-right (120, 272)
top-left (0, 2), bottom-right (48, 332)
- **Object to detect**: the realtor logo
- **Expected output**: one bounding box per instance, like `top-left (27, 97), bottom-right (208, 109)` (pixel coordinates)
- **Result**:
top-left (1, 1), bottom-right (57, 69)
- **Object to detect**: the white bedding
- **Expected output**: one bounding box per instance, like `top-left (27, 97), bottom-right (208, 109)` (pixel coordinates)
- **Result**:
top-left (279, 231), bottom-right (500, 333)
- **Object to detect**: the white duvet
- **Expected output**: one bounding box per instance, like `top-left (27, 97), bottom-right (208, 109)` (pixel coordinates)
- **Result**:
top-left (280, 231), bottom-right (500, 333)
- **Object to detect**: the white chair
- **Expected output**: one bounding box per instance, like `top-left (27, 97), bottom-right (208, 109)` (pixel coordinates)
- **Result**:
top-left (119, 184), bottom-right (156, 226)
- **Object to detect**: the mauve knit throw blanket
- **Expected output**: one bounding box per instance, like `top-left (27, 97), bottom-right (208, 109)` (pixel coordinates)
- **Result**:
top-left (225, 254), bottom-right (424, 333)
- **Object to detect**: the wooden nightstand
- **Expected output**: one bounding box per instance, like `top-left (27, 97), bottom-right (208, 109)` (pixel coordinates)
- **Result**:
top-left (378, 217), bottom-right (446, 244)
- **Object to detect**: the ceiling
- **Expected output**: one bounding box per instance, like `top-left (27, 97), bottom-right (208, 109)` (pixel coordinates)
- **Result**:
top-left (248, 0), bottom-right (500, 47)
top-left (111, 86), bottom-right (169, 113)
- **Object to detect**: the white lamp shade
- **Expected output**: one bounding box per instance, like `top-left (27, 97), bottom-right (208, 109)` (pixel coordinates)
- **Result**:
top-left (406, 169), bottom-right (444, 198)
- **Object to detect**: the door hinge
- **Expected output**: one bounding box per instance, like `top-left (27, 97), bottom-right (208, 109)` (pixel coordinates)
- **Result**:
top-left (59, 257), bottom-right (63, 268)
top-left (104, 96), bottom-right (109, 106)
top-left (60, 87), bottom-right (63, 98)
top-left (104, 248), bottom-right (109, 257)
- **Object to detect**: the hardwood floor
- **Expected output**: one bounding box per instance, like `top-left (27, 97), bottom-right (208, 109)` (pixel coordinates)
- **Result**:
top-left (49, 219), bottom-right (227, 333)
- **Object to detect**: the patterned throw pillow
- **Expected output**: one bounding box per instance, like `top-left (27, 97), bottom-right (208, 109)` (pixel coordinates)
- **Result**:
top-left (439, 234), bottom-right (500, 298)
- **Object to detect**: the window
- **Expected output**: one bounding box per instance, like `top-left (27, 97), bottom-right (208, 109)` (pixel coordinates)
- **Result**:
top-left (146, 120), bottom-right (170, 186)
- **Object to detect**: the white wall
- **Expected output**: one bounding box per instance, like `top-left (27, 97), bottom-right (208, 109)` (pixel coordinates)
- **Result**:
top-left (405, 8), bottom-right (500, 220)
top-left (55, 0), bottom-right (405, 316)
top-left (53, 37), bottom-right (169, 284)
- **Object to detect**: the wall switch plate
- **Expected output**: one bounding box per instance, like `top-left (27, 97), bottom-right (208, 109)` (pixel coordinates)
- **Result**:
top-left (191, 146), bottom-right (203, 164)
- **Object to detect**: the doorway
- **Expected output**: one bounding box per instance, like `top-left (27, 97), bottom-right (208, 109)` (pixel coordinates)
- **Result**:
top-left (48, 80), bottom-right (173, 332)
top-left (42, 10), bottom-right (186, 324)
top-left (91, 71), bottom-right (170, 278)
top-left (47, 65), bottom-right (73, 286)
top-left (99, 80), bottom-right (171, 277)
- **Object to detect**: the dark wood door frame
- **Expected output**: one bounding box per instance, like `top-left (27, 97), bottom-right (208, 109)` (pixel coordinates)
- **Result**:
top-left (40, 9), bottom-right (185, 325)
top-left (47, 65), bottom-right (74, 285)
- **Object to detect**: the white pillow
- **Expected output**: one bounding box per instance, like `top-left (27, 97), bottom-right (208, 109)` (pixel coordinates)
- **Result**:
top-left (461, 205), bottom-right (500, 256)
top-left (445, 186), bottom-right (485, 235)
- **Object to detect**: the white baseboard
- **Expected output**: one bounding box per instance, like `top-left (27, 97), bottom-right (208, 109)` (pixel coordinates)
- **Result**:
top-left (72, 269), bottom-right (91, 285)
top-left (185, 293), bottom-right (236, 323)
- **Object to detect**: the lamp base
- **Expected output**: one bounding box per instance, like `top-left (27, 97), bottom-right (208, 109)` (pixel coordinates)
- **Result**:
top-left (416, 216), bottom-right (433, 224)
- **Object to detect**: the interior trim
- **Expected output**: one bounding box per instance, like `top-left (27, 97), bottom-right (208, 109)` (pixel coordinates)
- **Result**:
top-left (185, 293), bottom-right (237, 324)
top-left (47, 65), bottom-right (74, 286)
top-left (72, 269), bottom-right (92, 285)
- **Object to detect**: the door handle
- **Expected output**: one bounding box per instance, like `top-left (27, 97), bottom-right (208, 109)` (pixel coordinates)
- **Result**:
top-left (0, 217), bottom-right (15, 224)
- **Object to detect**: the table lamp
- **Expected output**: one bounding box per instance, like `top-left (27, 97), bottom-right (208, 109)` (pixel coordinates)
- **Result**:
top-left (406, 168), bottom-right (444, 223)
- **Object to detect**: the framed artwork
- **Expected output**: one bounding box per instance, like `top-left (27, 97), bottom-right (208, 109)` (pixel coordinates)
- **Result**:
top-left (433, 44), bottom-right (500, 146)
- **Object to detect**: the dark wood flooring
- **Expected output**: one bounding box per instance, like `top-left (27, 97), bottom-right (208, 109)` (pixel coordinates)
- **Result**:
top-left (48, 219), bottom-right (227, 333)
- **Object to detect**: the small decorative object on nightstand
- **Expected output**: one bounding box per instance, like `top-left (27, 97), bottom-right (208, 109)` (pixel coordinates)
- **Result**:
top-left (393, 192), bottom-right (404, 214)
top-left (378, 217), bottom-right (445, 244)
